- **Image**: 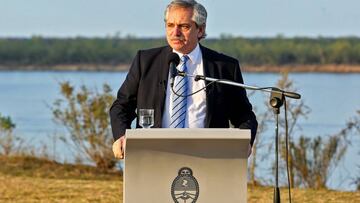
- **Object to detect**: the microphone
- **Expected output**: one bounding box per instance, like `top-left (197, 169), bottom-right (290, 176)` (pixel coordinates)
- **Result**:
top-left (283, 91), bottom-right (301, 99)
top-left (167, 53), bottom-right (180, 88)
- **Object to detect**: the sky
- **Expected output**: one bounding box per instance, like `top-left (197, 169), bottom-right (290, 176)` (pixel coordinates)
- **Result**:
top-left (1, 0), bottom-right (360, 38)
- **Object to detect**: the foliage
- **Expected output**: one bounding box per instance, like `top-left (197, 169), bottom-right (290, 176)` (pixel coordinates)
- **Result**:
top-left (275, 73), bottom-right (311, 188)
top-left (289, 134), bottom-right (348, 189)
top-left (277, 73), bottom-right (349, 189)
top-left (0, 114), bottom-right (15, 130)
top-left (52, 82), bottom-right (116, 170)
top-left (0, 37), bottom-right (166, 66)
top-left (248, 94), bottom-right (272, 186)
top-left (341, 110), bottom-right (360, 190)
top-left (249, 72), bottom-right (311, 187)
top-left (0, 113), bottom-right (23, 155)
top-left (343, 110), bottom-right (360, 134)
top-left (249, 72), bottom-right (350, 189)
top-left (1, 36), bottom-right (360, 66)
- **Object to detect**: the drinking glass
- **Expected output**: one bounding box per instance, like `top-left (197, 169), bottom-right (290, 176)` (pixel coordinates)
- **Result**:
top-left (138, 109), bottom-right (154, 128)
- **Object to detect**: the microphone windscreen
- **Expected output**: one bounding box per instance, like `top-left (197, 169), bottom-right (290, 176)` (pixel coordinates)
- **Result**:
top-left (167, 52), bottom-right (180, 66)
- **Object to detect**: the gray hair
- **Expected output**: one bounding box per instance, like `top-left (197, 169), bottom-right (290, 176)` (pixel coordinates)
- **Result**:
top-left (164, 0), bottom-right (207, 39)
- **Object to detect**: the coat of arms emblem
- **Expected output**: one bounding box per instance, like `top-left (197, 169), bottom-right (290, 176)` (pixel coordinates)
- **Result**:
top-left (171, 167), bottom-right (200, 203)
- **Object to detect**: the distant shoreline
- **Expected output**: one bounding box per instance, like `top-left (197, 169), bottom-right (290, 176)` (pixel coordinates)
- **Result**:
top-left (1, 64), bottom-right (360, 73)
top-left (242, 64), bottom-right (360, 73)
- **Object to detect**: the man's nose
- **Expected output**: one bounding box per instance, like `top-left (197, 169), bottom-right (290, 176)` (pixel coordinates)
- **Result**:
top-left (173, 26), bottom-right (182, 36)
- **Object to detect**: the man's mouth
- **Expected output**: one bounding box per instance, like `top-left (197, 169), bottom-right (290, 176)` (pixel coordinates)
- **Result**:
top-left (171, 37), bottom-right (184, 42)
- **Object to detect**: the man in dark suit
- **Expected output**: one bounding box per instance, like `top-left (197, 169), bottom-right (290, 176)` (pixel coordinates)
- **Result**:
top-left (110, 0), bottom-right (257, 159)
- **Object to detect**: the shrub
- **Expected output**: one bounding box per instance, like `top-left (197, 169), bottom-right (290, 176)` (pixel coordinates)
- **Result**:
top-left (52, 82), bottom-right (116, 170)
top-left (0, 113), bottom-right (22, 155)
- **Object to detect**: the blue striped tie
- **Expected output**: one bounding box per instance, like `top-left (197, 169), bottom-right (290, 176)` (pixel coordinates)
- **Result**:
top-left (170, 55), bottom-right (189, 128)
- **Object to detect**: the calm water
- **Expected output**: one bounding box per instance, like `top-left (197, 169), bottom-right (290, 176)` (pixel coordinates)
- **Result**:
top-left (0, 71), bottom-right (359, 190)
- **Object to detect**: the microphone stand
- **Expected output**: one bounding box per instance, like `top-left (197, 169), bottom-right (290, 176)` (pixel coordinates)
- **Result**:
top-left (179, 72), bottom-right (300, 203)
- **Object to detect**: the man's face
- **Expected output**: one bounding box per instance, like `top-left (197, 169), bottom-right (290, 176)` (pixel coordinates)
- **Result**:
top-left (165, 6), bottom-right (205, 54)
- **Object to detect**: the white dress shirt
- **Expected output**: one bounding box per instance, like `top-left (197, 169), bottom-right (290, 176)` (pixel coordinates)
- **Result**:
top-left (162, 44), bottom-right (207, 128)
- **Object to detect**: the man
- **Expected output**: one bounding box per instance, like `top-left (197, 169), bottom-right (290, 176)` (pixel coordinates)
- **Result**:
top-left (110, 0), bottom-right (257, 159)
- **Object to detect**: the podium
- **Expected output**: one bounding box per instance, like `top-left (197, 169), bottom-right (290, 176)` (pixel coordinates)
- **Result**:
top-left (124, 129), bottom-right (250, 203)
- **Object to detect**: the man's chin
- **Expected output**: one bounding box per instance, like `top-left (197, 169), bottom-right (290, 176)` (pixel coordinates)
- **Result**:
top-left (170, 44), bottom-right (185, 53)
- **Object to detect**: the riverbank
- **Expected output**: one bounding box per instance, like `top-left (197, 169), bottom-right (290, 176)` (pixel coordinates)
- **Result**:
top-left (1, 64), bottom-right (360, 73)
top-left (0, 155), bottom-right (359, 202)
top-left (242, 64), bottom-right (360, 73)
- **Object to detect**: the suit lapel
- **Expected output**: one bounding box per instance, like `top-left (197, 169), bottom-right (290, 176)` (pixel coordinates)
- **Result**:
top-left (157, 46), bottom-right (173, 127)
top-left (200, 45), bottom-right (216, 128)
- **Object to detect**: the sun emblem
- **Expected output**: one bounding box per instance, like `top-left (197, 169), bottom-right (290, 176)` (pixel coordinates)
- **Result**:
top-left (171, 167), bottom-right (200, 203)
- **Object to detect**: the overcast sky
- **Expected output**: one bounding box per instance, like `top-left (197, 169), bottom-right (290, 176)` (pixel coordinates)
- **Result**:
top-left (1, 0), bottom-right (359, 38)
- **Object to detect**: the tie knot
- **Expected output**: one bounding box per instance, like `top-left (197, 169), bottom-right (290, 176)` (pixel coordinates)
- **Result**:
top-left (178, 55), bottom-right (189, 72)
top-left (181, 55), bottom-right (189, 63)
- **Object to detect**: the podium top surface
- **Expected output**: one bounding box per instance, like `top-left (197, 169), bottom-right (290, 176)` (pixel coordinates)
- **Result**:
top-left (126, 128), bottom-right (250, 140)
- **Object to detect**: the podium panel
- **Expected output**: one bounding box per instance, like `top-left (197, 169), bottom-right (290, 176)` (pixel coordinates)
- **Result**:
top-left (124, 129), bottom-right (250, 203)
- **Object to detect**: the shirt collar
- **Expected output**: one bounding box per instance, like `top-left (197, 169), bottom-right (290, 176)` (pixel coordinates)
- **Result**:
top-left (173, 43), bottom-right (201, 65)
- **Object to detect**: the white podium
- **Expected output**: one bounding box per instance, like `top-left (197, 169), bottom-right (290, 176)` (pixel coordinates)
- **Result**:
top-left (124, 129), bottom-right (250, 203)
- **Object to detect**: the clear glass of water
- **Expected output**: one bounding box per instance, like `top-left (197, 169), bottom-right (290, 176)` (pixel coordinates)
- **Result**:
top-left (138, 109), bottom-right (154, 128)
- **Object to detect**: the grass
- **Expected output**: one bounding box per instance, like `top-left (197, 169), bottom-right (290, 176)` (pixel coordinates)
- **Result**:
top-left (0, 155), bottom-right (121, 180)
top-left (0, 175), bottom-right (122, 202)
top-left (0, 155), bottom-right (359, 202)
top-left (247, 185), bottom-right (360, 203)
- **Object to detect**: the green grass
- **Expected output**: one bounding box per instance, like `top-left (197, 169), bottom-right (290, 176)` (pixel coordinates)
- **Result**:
top-left (0, 155), bottom-right (359, 202)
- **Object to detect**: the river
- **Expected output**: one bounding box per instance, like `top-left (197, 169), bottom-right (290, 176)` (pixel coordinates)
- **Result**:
top-left (0, 71), bottom-right (359, 191)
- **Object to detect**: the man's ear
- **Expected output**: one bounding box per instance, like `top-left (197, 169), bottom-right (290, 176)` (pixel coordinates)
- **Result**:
top-left (197, 25), bottom-right (206, 39)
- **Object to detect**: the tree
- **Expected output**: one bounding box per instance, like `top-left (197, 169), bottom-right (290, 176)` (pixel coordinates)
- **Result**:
top-left (276, 72), bottom-right (311, 188)
top-left (248, 72), bottom-right (311, 187)
top-left (248, 94), bottom-right (272, 186)
top-left (289, 134), bottom-right (347, 189)
top-left (249, 72), bottom-right (349, 189)
top-left (340, 110), bottom-right (360, 190)
top-left (0, 113), bottom-right (21, 155)
top-left (52, 82), bottom-right (117, 170)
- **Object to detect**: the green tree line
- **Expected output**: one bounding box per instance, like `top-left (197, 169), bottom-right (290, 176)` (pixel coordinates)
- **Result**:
top-left (1, 36), bottom-right (360, 66)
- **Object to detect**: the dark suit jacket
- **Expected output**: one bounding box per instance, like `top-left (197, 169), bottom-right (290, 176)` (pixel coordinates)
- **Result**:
top-left (110, 45), bottom-right (258, 145)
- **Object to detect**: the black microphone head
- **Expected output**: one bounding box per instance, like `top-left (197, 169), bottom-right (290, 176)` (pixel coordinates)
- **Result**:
top-left (167, 52), bottom-right (180, 66)
top-left (168, 53), bottom-right (180, 87)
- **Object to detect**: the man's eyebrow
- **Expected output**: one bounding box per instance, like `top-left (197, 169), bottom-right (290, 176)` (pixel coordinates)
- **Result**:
top-left (166, 23), bottom-right (192, 27)
top-left (178, 23), bottom-right (191, 26)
